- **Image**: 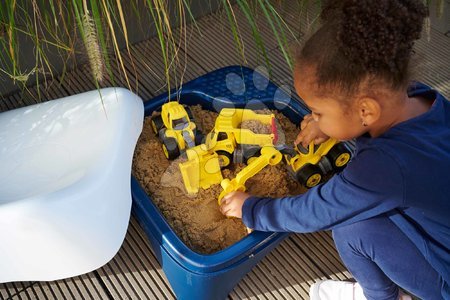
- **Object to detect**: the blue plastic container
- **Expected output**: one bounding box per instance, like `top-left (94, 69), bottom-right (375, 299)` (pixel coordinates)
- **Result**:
top-left (131, 66), bottom-right (311, 300)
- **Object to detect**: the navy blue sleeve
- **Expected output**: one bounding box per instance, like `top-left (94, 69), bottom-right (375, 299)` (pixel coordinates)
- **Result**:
top-left (242, 147), bottom-right (405, 232)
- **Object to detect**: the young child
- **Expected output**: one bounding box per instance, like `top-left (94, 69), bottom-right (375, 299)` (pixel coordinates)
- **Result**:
top-left (219, 1), bottom-right (449, 299)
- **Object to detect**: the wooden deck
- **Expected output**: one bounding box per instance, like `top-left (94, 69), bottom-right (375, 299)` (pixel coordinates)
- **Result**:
top-left (1, 2), bottom-right (449, 299)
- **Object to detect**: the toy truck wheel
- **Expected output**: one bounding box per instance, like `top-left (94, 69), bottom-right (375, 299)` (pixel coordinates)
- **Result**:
top-left (216, 150), bottom-right (233, 169)
top-left (162, 137), bottom-right (180, 160)
top-left (151, 115), bottom-right (164, 136)
top-left (296, 164), bottom-right (323, 188)
top-left (327, 143), bottom-right (351, 171)
top-left (184, 106), bottom-right (195, 121)
top-left (244, 147), bottom-right (261, 165)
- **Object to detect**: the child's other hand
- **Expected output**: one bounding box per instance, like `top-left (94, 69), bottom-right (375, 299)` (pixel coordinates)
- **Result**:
top-left (295, 114), bottom-right (329, 147)
top-left (219, 191), bottom-right (251, 219)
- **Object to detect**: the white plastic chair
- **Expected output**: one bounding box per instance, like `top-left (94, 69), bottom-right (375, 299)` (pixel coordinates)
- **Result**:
top-left (0, 87), bottom-right (144, 282)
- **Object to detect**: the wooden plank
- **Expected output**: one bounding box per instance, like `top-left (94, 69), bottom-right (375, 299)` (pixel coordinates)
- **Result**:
top-left (0, 96), bottom-right (12, 112)
top-left (5, 92), bottom-right (27, 110)
top-left (15, 275), bottom-right (110, 300)
top-left (260, 249), bottom-right (309, 298)
top-left (0, 282), bottom-right (33, 300)
top-left (175, 14), bottom-right (244, 71)
top-left (413, 28), bottom-right (450, 97)
top-left (132, 39), bottom-right (205, 96)
top-left (125, 218), bottom-right (176, 298)
top-left (290, 234), bottom-right (349, 281)
top-left (96, 218), bottom-right (176, 299)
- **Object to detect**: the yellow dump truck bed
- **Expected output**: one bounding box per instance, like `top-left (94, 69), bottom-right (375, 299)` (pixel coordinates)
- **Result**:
top-left (215, 108), bottom-right (278, 146)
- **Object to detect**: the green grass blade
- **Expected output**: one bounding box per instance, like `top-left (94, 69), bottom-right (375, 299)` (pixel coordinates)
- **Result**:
top-left (236, 0), bottom-right (270, 69)
top-left (257, 0), bottom-right (293, 69)
top-left (182, 0), bottom-right (201, 34)
top-left (222, 0), bottom-right (246, 63)
top-left (265, 0), bottom-right (293, 68)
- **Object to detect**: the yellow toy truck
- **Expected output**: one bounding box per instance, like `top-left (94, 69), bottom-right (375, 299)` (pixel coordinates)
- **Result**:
top-left (285, 140), bottom-right (352, 188)
top-left (151, 102), bottom-right (202, 160)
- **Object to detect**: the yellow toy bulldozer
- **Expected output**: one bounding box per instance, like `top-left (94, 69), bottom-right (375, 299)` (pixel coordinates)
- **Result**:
top-left (151, 102), bottom-right (202, 160)
top-left (179, 145), bottom-right (223, 195)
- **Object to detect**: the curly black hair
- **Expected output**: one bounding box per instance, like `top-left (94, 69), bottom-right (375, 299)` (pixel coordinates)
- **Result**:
top-left (297, 0), bottom-right (428, 95)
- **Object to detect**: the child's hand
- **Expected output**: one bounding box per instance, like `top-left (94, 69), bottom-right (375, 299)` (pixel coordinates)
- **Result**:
top-left (295, 114), bottom-right (329, 147)
top-left (219, 191), bottom-right (251, 219)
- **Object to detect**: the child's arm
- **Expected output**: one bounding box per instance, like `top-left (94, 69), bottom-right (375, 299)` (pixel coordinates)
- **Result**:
top-left (221, 146), bottom-right (405, 232)
top-left (219, 115), bottom-right (329, 218)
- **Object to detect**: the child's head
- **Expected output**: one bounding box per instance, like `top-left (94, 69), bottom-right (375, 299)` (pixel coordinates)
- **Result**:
top-left (294, 0), bottom-right (427, 140)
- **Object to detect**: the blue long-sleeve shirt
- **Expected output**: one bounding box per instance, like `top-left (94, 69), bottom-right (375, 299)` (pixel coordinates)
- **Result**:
top-left (242, 82), bottom-right (450, 292)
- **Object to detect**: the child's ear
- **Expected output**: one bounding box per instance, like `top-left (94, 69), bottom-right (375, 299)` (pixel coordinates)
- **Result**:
top-left (357, 97), bottom-right (381, 126)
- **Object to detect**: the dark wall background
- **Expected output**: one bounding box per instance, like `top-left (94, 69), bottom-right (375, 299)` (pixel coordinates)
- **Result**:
top-left (0, 0), bottom-right (225, 97)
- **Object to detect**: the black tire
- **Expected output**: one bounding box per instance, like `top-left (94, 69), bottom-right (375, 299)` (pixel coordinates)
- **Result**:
top-left (184, 106), bottom-right (194, 121)
top-left (195, 130), bottom-right (205, 145)
top-left (296, 164), bottom-right (323, 188)
top-left (327, 143), bottom-right (352, 171)
top-left (151, 115), bottom-right (164, 136)
top-left (243, 147), bottom-right (261, 165)
top-left (162, 137), bottom-right (180, 160)
top-left (216, 150), bottom-right (233, 169)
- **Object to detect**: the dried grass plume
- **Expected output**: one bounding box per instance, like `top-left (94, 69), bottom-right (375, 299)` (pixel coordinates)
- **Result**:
top-left (82, 12), bottom-right (104, 82)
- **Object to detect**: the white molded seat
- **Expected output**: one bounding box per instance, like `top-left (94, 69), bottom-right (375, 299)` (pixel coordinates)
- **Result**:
top-left (0, 87), bottom-right (144, 283)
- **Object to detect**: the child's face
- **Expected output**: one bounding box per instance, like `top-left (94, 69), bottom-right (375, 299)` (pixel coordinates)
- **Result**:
top-left (294, 67), bottom-right (365, 141)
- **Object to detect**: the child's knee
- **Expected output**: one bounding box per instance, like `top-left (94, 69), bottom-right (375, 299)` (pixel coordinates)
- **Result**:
top-left (332, 217), bottom-right (388, 253)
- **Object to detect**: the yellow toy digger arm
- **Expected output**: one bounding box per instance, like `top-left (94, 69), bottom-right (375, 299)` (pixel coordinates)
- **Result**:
top-left (218, 146), bottom-right (283, 205)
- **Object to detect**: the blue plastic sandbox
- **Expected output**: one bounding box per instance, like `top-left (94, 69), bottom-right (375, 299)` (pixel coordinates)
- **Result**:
top-left (131, 66), bottom-right (311, 300)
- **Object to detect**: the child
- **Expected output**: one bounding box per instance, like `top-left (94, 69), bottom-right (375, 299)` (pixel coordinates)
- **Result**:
top-left (219, 1), bottom-right (449, 299)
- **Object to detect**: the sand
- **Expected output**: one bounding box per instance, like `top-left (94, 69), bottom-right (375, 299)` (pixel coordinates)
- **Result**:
top-left (132, 105), bottom-right (305, 254)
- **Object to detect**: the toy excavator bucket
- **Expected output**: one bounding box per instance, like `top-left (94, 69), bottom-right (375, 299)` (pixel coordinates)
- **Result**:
top-left (218, 146), bottom-right (283, 204)
top-left (179, 145), bottom-right (223, 195)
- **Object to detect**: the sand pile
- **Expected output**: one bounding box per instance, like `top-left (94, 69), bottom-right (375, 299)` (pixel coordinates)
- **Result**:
top-left (240, 119), bottom-right (272, 134)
